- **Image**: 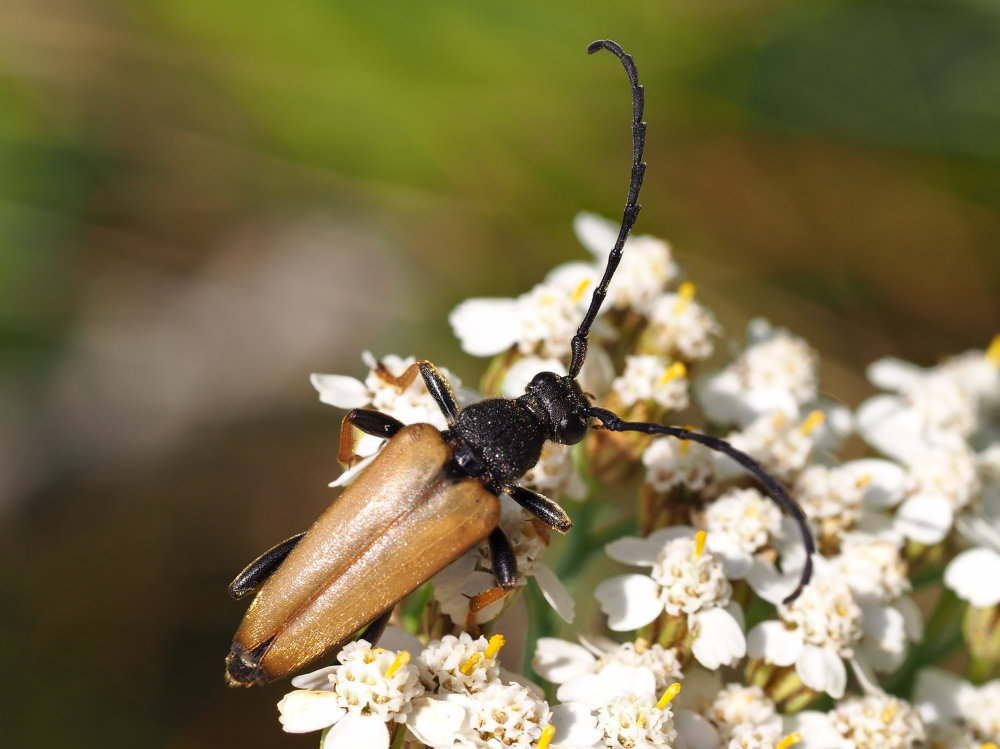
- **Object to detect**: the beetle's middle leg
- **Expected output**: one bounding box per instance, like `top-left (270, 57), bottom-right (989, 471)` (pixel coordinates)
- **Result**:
top-left (466, 527), bottom-right (519, 629)
top-left (338, 409), bottom-right (405, 465)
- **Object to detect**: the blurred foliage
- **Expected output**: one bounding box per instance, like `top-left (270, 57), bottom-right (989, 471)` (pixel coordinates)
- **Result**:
top-left (0, 0), bottom-right (997, 747)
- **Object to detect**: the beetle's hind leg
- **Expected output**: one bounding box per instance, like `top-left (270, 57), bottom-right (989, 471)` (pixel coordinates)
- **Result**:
top-left (228, 532), bottom-right (306, 599)
top-left (508, 485), bottom-right (573, 533)
top-left (338, 409), bottom-right (405, 465)
top-left (466, 527), bottom-right (519, 629)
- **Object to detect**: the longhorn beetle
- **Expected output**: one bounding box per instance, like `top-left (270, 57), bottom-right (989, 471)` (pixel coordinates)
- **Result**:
top-left (225, 39), bottom-right (816, 687)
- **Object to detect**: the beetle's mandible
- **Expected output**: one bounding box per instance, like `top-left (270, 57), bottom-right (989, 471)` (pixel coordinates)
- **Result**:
top-left (225, 39), bottom-right (816, 687)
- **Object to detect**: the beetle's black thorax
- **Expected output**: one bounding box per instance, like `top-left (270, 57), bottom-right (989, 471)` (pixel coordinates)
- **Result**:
top-left (445, 398), bottom-right (548, 488)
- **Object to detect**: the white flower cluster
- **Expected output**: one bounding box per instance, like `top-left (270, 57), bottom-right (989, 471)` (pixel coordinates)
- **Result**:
top-left (279, 632), bottom-right (559, 749)
top-left (287, 214), bottom-right (1000, 748)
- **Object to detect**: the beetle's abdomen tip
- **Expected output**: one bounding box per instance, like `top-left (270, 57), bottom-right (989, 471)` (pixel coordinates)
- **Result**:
top-left (225, 643), bottom-right (271, 687)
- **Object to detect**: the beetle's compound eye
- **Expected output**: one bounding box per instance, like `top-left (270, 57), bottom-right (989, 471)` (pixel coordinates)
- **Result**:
top-left (556, 413), bottom-right (589, 445)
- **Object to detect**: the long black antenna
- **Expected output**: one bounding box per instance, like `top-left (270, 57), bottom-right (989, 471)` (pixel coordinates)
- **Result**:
top-left (589, 407), bottom-right (816, 603)
top-left (568, 40), bottom-right (647, 379)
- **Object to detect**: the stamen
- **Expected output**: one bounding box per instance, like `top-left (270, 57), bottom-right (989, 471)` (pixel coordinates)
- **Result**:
top-left (987, 334), bottom-right (1000, 366)
top-left (572, 278), bottom-right (591, 303)
top-left (657, 361), bottom-right (687, 385)
top-left (485, 634), bottom-right (506, 659)
top-left (855, 474), bottom-right (873, 489)
top-left (460, 652), bottom-right (482, 675)
top-left (634, 637), bottom-right (649, 653)
top-left (672, 281), bottom-right (696, 314)
top-left (537, 724), bottom-right (556, 749)
top-left (656, 682), bottom-right (681, 709)
top-left (980, 743), bottom-right (999, 749)
top-left (881, 700), bottom-right (898, 724)
top-left (772, 411), bottom-right (788, 429)
top-left (777, 733), bottom-right (802, 749)
top-left (800, 410), bottom-right (826, 435)
top-left (636, 709), bottom-right (647, 728)
top-left (385, 651), bottom-right (410, 677)
top-left (694, 530), bottom-right (707, 558)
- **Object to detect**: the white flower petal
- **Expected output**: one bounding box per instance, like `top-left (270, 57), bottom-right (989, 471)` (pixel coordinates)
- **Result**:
top-left (944, 547), bottom-right (1000, 607)
top-left (290, 666), bottom-right (337, 691)
top-left (377, 626), bottom-right (424, 654)
top-left (500, 356), bottom-right (565, 398)
top-left (550, 702), bottom-right (603, 748)
top-left (407, 695), bottom-right (469, 747)
top-left (796, 644), bottom-right (846, 698)
top-left (855, 394), bottom-right (927, 461)
top-left (705, 532), bottom-right (753, 579)
top-left (573, 212), bottom-right (619, 258)
top-left (867, 357), bottom-right (924, 390)
top-left (894, 595), bottom-right (924, 641)
top-left (322, 712), bottom-right (389, 749)
top-left (534, 563), bottom-right (576, 623)
top-left (533, 638), bottom-right (596, 684)
top-left (448, 298), bottom-right (521, 357)
top-left (746, 557), bottom-right (798, 605)
top-left (595, 574), bottom-right (664, 631)
top-left (895, 494), bottom-right (954, 545)
top-left (861, 602), bottom-right (906, 653)
top-left (747, 620), bottom-right (803, 667)
top-left (674, 709), bottom-right (720, 749)
top-left (277, 690), bottom-right (345, 733)
top-left (842, 458), bottom-right (907, 509)
top-left (556, 664), bottom-right (654, 709)
top-left (690, 607), bottom-right (746, 669)
top-left (328, 453), bottom-right (378, 487)
top-left (310, 373), bottom-right (371, 409)
top-left (914, 668), bottom-right (966, 723)
top-left (605, 527), bottom-right (693, 566)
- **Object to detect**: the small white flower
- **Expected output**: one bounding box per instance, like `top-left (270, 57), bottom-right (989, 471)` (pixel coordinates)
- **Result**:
top-left (915, 668), bottom-right (1000, 743)
top-left (855, 345), bottom-right (999, 461)
top-left (704, 684), bottom-right (782, 745)
top-left (452, 682), bottom-right (553, 748)
top-left (747, 559), bottom-right (863, 699)
top-left (595, 692), bottom-right (679, 748)
top-left (642, 282), bottom-right (719, 362)
top-left (611, 355), bottom-right (689, 410)
top-left (418, 633), bottom-right (505, 695)
top-left (450, 261), bottom-right (596, 360)
top-left (597, 527), bottom-right (746, 669)
top-left (533, 637), bottom-right (683, 706)
top-left (702, 488), bottom-right (783, 579)
top-left (522, 441), bottom-right (588, 501)
top-left (723, 410), bottom-right (825, 482)
top-left (276, 640), bottom-right (423, 749)
top-left (574, 212), bottom-right (679, 313)
top-left (698, 319), bottom-right (818, 427)
top-left (894, 443), bottom-right (980, 545)
top-left (827, 694), bottom-right (927, 749)
top-left (642, 435), bottom-right (717, 493)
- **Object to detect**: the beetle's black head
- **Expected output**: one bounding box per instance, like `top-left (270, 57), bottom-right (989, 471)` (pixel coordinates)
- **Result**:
top-left (524, 371), bottom-right (591, 445)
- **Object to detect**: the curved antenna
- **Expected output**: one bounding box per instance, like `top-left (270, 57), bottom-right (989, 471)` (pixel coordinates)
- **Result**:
top-left (588, 406), bottom-right (816, 603)
top-left (568, 40), bottom-right (648, 379)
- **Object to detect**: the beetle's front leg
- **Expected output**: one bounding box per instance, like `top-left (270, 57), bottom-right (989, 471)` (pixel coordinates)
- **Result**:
top-left (508, 485), bottom-right (573, 533)
top-left (338, 409), bottom-right (405, 465)
top-left (377, 359), bottom-right (460, 424)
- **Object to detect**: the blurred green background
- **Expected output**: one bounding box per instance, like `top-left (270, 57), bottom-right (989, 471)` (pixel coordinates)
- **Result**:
top-left (1, 1), bottom-right (997, 747)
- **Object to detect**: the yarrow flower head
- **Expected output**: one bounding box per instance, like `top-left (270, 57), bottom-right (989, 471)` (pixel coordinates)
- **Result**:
top-left (642, 433), bottom-right (717, 493)
top-left (596, 527), bottom-right (747, 669)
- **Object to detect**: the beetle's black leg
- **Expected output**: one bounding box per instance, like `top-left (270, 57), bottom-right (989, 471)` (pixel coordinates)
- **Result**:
top-left (508, 485), bottom-right (573, 533)
top-left (358, 607), bottom-right (393, 646)
top-left (338, 409), bottom-right (405, 465)
top-left (228, 532), bottom-right (306, 599)
top-left (487, 526), bottom-right (518, 589)
top-left (372, 358), bottom-right (460, 424)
